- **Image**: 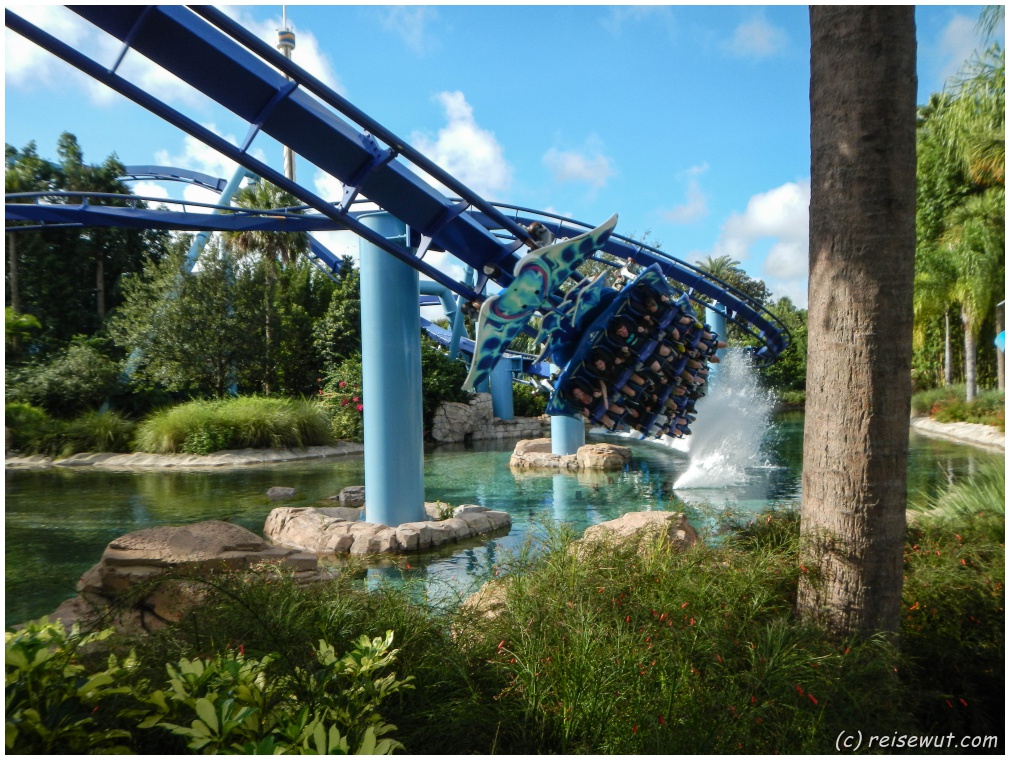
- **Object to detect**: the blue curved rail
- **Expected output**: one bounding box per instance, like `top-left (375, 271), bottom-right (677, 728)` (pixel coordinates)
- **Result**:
top-left (4, 5), bottom-right (789, 363)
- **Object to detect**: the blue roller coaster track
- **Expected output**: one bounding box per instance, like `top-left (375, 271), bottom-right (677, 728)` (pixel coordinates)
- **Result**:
top-left (4, 5), bottom-right (790, 366)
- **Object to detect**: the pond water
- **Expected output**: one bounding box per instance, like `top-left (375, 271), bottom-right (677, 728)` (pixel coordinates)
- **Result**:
top-left (5, 414), bottom-right (1002, 627)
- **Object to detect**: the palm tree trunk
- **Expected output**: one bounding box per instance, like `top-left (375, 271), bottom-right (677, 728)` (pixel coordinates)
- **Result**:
top-left (96, 254), bottom-right (106, 320)
top-left (944, 311), bottom-right (953, 386)
top-left (962, 309), bottom-right (977, 402)
top-left (996, 304), bottom-right (1005, 391)
top-left (798, 6), bottom-right (917, 636)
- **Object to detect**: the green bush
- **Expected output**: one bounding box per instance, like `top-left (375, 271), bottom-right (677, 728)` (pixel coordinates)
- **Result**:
top-left (318, 353), bottom-right (364, 442)
top-left (911, 385), bottom-right (1005, 430)
top-left (4, 404), bottom-right (134, 457)
top-left (133, 397), bottom-right (334, 455)
top-left (420, 336), bottom-right (471, 433)
top-left (5, 618), bottom-right (135, 753)
top-left (512, 382), bottom-right (548, 417)
top-left (5, 336), bottom-right (123, 418)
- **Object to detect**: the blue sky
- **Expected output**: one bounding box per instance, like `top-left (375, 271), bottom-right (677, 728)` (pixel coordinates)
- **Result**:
top-left (5, 4), bottom-right (1002, 307)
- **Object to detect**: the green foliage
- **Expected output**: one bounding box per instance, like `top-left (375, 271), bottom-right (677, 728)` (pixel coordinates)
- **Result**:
top-left (5, 307), bottom-right (41, 358)
top-left (5, 618), bottom-right (135, 753)
top-left (4, 403), bottom-right (134, 458)
top-left (6, 134), bottom-right (169, 351)
top-left (512, 382), bottom-right (548, 417)
top-left (5, 336), bottom-right (123, 417)
top-left (136, 634), bottom-right (409, 754)
top-left (314, 258), bottom-right (362, 374)
top-left (133, 396), bottom-right (334, 455)
top-left (911, 385), bottom-right (1004, 429)
top-left (420, 336), bottom-right (472, 433)
top-left (319, 354), bottom-right (365, 442)
top-left (754, 297), bottom-right (807, 393)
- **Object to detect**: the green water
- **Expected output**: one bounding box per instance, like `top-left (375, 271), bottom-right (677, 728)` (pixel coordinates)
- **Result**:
top-left (5, 417), bottom-right (1002, 627)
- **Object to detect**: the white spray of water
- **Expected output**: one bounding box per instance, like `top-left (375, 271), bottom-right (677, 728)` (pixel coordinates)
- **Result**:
top-left (668, 348), bottom-right (775, 489)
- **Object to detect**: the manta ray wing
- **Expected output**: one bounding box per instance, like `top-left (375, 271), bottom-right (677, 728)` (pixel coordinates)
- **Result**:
top-left (462, 214), bottom-right (618, 391)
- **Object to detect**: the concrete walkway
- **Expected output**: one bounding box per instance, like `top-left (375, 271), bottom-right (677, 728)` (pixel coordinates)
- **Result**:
top-left (910, 416), bottom-right (1005, 451)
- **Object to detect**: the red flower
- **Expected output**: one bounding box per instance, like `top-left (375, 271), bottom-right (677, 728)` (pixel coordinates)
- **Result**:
top-left (341, 398), bottom-right (349, 407)
top-left (339, 381), bottom-right (347, 388)
top-left (352, 396), bottom-right (360, 402)
top-left (808, 693), bottom-right (818, 705)
top-left (632, 725), bottom-right (638, 734)
top-left (658, 715), bottom-right (665, 725)
top-left (356, 404), bottom-right (364, 412)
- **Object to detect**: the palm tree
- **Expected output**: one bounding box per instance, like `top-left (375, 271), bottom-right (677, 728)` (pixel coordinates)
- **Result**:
top-left (942, 188), bottom-right (1006, 399)
top-left (913, 244), bottom-right (958, 387)
top-left (798, 7), bottom-right (918, 636)
top-left (695, 254), bottom-right (743, 283)
top-left (223, 180), bottom-right (309, 394)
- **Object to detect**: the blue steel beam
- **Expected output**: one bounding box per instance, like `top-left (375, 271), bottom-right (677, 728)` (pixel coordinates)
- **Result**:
top-left (62, 6), bottom-right (527, 283)
top-left (4, 8), bottom-right (483, 305)
top-left (5, 7), bottom-right (789, 363)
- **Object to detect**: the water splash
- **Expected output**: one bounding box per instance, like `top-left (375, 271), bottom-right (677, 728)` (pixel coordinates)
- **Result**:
top-left (669, 348), bottom-right (774, 489)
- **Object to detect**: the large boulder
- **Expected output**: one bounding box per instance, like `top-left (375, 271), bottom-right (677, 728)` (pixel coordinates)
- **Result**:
top-left (338, 485), bottom-right (366, 508)
top-left (580, 511), bottom-right (699, 554)
top-left (265, 503), bottom-right (512, 557)
top-left (577, 443), bottom-right (632, 471)
top-left (509, 439), bottom-right (631, 472)
top-left (52, 520), bottom-right (320, 634)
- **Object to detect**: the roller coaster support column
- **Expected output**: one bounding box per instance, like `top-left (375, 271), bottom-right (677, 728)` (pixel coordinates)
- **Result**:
top-left (706, 302), bottom-right (728, 374)
top-left (551, 414), bottom-right (585, 455)
top-left (490, 357), bottom-right (514, 420)
top-left (185, 166), bottom-right (256, 272)
top-left (359, 212), bottom-right (425, 526)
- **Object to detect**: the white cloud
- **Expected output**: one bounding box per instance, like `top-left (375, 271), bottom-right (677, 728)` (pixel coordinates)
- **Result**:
top-left (219, 6), bottom-right (345, 94)
top-left (6, 5), bottom-right (344, 112)
top-left (543, 139), bottom-right (615, 191)
top-left (601, 6), bottom-right (677, 39)
top-left (410, 91), bottom-right (512, 200)
top-left (661, 163), bottom-right (709, 224)
top-left (724, 13), bottom-right (788, 60)
top-left (130, 181), bottom-right (171, 201)
top-left (700, 180), bottom-right (810, 306)
top-left (936, 14), bottom-right (983, 87)
top-left (377, 6), bottom-right (438, 56)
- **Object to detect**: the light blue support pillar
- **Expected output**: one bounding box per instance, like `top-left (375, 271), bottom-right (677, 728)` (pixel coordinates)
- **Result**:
top-left (359, 212), bottom-right (425, 526)
top-left (706, 302), bottom-right (728, 369)
top-left (186, 167), bottom-right (256, 272)
top-left (490, 357), bottom-right (514, 420)
top-left (551, 414), bottom-right (585, 455)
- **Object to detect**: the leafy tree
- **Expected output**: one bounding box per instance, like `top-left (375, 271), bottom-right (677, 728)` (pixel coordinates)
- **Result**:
top-left (753, 297), bottom-right (807, 394)
top-left (223, 180), bottom-right (311, 394)
top-left (110, 239), bottom-right (254, 398)
top-left (314, 257), bottom-right (362, 374)
top-left (5, 335), bottom-right (123, 417)
top-left (914, 12), bottom-right (1005, 398)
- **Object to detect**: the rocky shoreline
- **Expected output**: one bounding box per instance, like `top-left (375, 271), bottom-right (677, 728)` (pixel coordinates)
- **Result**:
top-left (909, 416), bottom-right (1005, 451)
top-left (5, 417), bottom-right (1002, 472)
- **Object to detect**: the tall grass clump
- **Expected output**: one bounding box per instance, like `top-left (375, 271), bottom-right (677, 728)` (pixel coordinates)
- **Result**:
top-left (457, 516), bottom-right (913, 754)
top-left (900, 465), bottom-right (1005, 738)
top-left (4, 403), bottom-right (134, 457)
top-left (133, 397), bottom-right (334, 455)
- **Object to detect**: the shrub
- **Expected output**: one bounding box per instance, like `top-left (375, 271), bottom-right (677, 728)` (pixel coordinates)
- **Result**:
top-left (319, 353), bottom-right (364, 442)
top-left (512, 382), bottom-right (548, 417)
top-left (911, 385), bottom-right (1005, 430)
top-left (4, 336), bottom-right (123, 418)
top-left (62, 410), bottom-right (135, 454)
top-left (5, 618), bottom-right (135, 754)
top-left (420, 336), bottom-right (471, 432)
top-left (133, 397), bottom-right (334, 455)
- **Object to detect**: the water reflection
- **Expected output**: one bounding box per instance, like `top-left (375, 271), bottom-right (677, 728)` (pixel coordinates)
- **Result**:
top-left (5, 419), bottom-right (1002, 626)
